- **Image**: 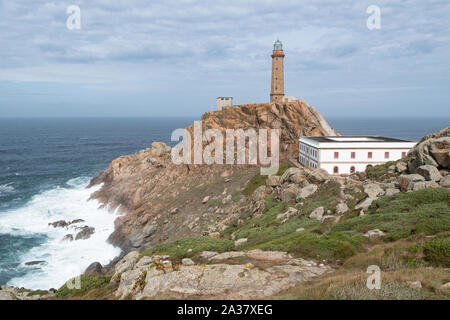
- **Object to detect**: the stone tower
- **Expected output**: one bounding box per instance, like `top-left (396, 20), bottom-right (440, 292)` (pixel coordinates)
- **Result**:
top-left (270, 40), bottom-right (285, 103)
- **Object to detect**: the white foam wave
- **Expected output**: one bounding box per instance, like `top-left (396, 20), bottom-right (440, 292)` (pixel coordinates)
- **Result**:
top-left (0, 177), bottom-right (122, 290)
top-left (0, 183), bottom-right (15, 195)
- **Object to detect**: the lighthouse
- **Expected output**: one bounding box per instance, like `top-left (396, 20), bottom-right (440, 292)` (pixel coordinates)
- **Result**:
top-left (270, 40), bottom-right (285, 103)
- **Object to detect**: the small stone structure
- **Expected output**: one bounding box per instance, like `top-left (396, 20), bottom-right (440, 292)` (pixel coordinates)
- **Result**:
top-left (217, 97), bottom-right (232, 111)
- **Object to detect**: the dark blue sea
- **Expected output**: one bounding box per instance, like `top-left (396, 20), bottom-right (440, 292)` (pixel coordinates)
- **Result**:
top-left (0, 117), bottom-right (194, 289)
top-left (0, 116), bottom-right (448, 289)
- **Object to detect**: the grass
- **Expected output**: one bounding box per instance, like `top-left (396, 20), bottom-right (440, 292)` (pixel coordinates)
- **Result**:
top-left (55, 275), bottom-right (112, 298)
top-left (365, 161), bottom-right (396, 181)
top-left (222, 188), bottom-right (363, 260)
top-left (300, 180), bottom-right (341, 215)
top-left (274, 267), bottom-right (449, 300)
top-left (242, 162), bottom-right (291, 197)
top-left (423, 238), bottom-right (450, 267)
top-left (140, 236), bottom-right (235, 259)
top-left (331, 188), bottom-right (450, 241)
top-left (343, 235), bottom-right (449, 270)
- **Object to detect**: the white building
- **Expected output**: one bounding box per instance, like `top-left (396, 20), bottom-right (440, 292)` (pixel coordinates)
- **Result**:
top-left (299, 136), bottom-right (417, 175)
top-left (217, 97), bottom-right (233, 111)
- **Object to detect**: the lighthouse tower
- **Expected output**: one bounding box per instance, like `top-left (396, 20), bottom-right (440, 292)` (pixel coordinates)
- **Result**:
top-left (270, 40), bottom-right (285, 103)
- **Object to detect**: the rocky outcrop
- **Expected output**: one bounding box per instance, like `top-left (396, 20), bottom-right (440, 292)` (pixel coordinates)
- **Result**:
top-left (0, 286), bottom-right (54, 300)
top-left (112, 250), bottom-right (329, 300)
top-left (197, 101), bottom-right (338, 158)
top-left (88, 101), bottom-right (338, 253)
top-left (408, 126), bottom-right (450, 172)
top-left (84, 262), bottom-right (104, 276)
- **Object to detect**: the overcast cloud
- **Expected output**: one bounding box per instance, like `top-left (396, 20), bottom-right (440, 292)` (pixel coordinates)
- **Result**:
top-left (0, 0), bottom-right (449, 118)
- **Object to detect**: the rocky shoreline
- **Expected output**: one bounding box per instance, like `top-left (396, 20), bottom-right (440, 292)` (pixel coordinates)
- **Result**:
top-left (1, 101), bottom-right (449, 300)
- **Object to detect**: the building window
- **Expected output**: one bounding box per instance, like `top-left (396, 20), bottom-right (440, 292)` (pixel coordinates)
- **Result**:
top-left (368, 152), bottom-right (373, 159)
top-left (350, 166), bottom-right (355, 174)
top-left (385, 152), bottom-right (389, 159)
top-left (351, 152), bottom-right (355, 159)
top-left (334, 152), bottom-right (339, 159)
top-left (333, 166), bottom-right (339, 174)
top-left (402, 152), bottom-right (407, 158)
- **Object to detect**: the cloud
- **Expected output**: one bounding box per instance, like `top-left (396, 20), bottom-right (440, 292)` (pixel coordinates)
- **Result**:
top-left (0, 0), bottom-right (449, 117)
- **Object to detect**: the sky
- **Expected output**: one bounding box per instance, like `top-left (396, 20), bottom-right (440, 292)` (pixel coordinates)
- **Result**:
top-left (0, 0), bottom-right (449, 118)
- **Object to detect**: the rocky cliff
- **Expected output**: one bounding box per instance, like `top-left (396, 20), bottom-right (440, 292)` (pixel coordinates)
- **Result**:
top-left (88, 100), bottom-right (338, 254)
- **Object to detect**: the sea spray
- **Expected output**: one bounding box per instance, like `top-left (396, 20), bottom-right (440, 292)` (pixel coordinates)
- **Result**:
top-left (0, 177), bottom-right (121, 290)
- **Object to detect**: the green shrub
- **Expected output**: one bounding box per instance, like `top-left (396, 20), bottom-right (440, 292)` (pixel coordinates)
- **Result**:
top-left (331, 188), bottom-right (450, 241)
top-left (141, 236), bottom-right (234, 259)
top-left (331, 282), bottom-right (424, 300)
top-left (55, 275), bottom-right (112, 298)
top-left (423, 238), bottom-right (450, 267)
top-left (301, 180), bottom-right (341, 215)
top-left (242, 162), bottom-right (291, 197)
top-left (255, 231), bottom-right (362, 260)
top-left (365, 161), bottom-right (396, 181)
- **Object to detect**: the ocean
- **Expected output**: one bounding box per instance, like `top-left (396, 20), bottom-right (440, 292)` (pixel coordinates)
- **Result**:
top-left (0, 116), bottom-right (448, 290)
top-left (0, 117), bottom-right (195, 289)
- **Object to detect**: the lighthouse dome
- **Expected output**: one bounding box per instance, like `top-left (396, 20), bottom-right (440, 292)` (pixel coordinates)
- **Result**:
top-left (273, 40), bottom-right (283, 51)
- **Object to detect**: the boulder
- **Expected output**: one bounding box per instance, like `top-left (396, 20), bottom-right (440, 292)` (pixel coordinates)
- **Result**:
top-left (355, 198), bottom-right (374, 210)
top-left (84, 262), bottom-right (103, 276)
top-left (209, 232), bottom-right (221, 238)
top-left (398, 174), bottom-right (425, 192)
top-left (252, 186), bottom-right (267, 201)
top-left (309, 207), bottom-right (324, 220)
top-left (412, 181), bottom-right (439, 191)
top-left (24, 260), bottom-right (46, 266)
top-left (384, 188), bottom-right (400, 196)
top-left (75, 226), bottom-right (95, 240)
top-left (202, 196), bottom-right (210, 204)
top-left (113, 251), bottom-right (140, 279)
top-left (408, 132), bottom-right (450, 172)
top-left (440, 175), bottom-right (450, 188)
top-left (431, 142), bottom-right (450, 169)
top-left (363, 183), bottom-right (384, 199)
top-left (142, 222), bottom-right (158, 238)
top-left (276, 207), bottom-right (298, 220)
top-left (198, 251), bottom-right (218, 259)
top-left (280, 184), bottom-right (298, 202)
top-left (129, 231), bottom-right (144, 248)
top-left (296, 184), bottom-right (318, 201)
top-left (209, 252), bottom-right (246, 261)
top-left (48, 220), bottom-right (69, 228)
top-left (181, 258), bottom-right (195, 266)
top-left (415, 165), bottom-right (442, 181)
top-left (406, 281), bottom-right (422, 289)
top-left (363, 229), bottom-right (385, 238)
top-left (335, 202), bottom-right (349, 214)
top-left (246, 250), bottom-right (291, 262)
top-left (0, 290), bottom-right (14, 300)
top-left (266, 175), bottom-right (280, 187)
top-left (306, 168), bottom-right (329, 184)
top-left (296, 228), bottom-right (305, 232)
top-left (169, 207), bottom-right (179, 215)
top-left (395, 161), bottom-right (408, 173)
top-left (150, 142), bottom-right (171, 157)
top-left (234, 238), bottom-right (248, 247)
top-left (62, 234), bottom-right (73, 242)
top-left (290, 172), bottom-right (307, 184)
top-left (280, 168), bottom-right (304, 184)
top-left (320, 215), bottom-right (339, 224)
